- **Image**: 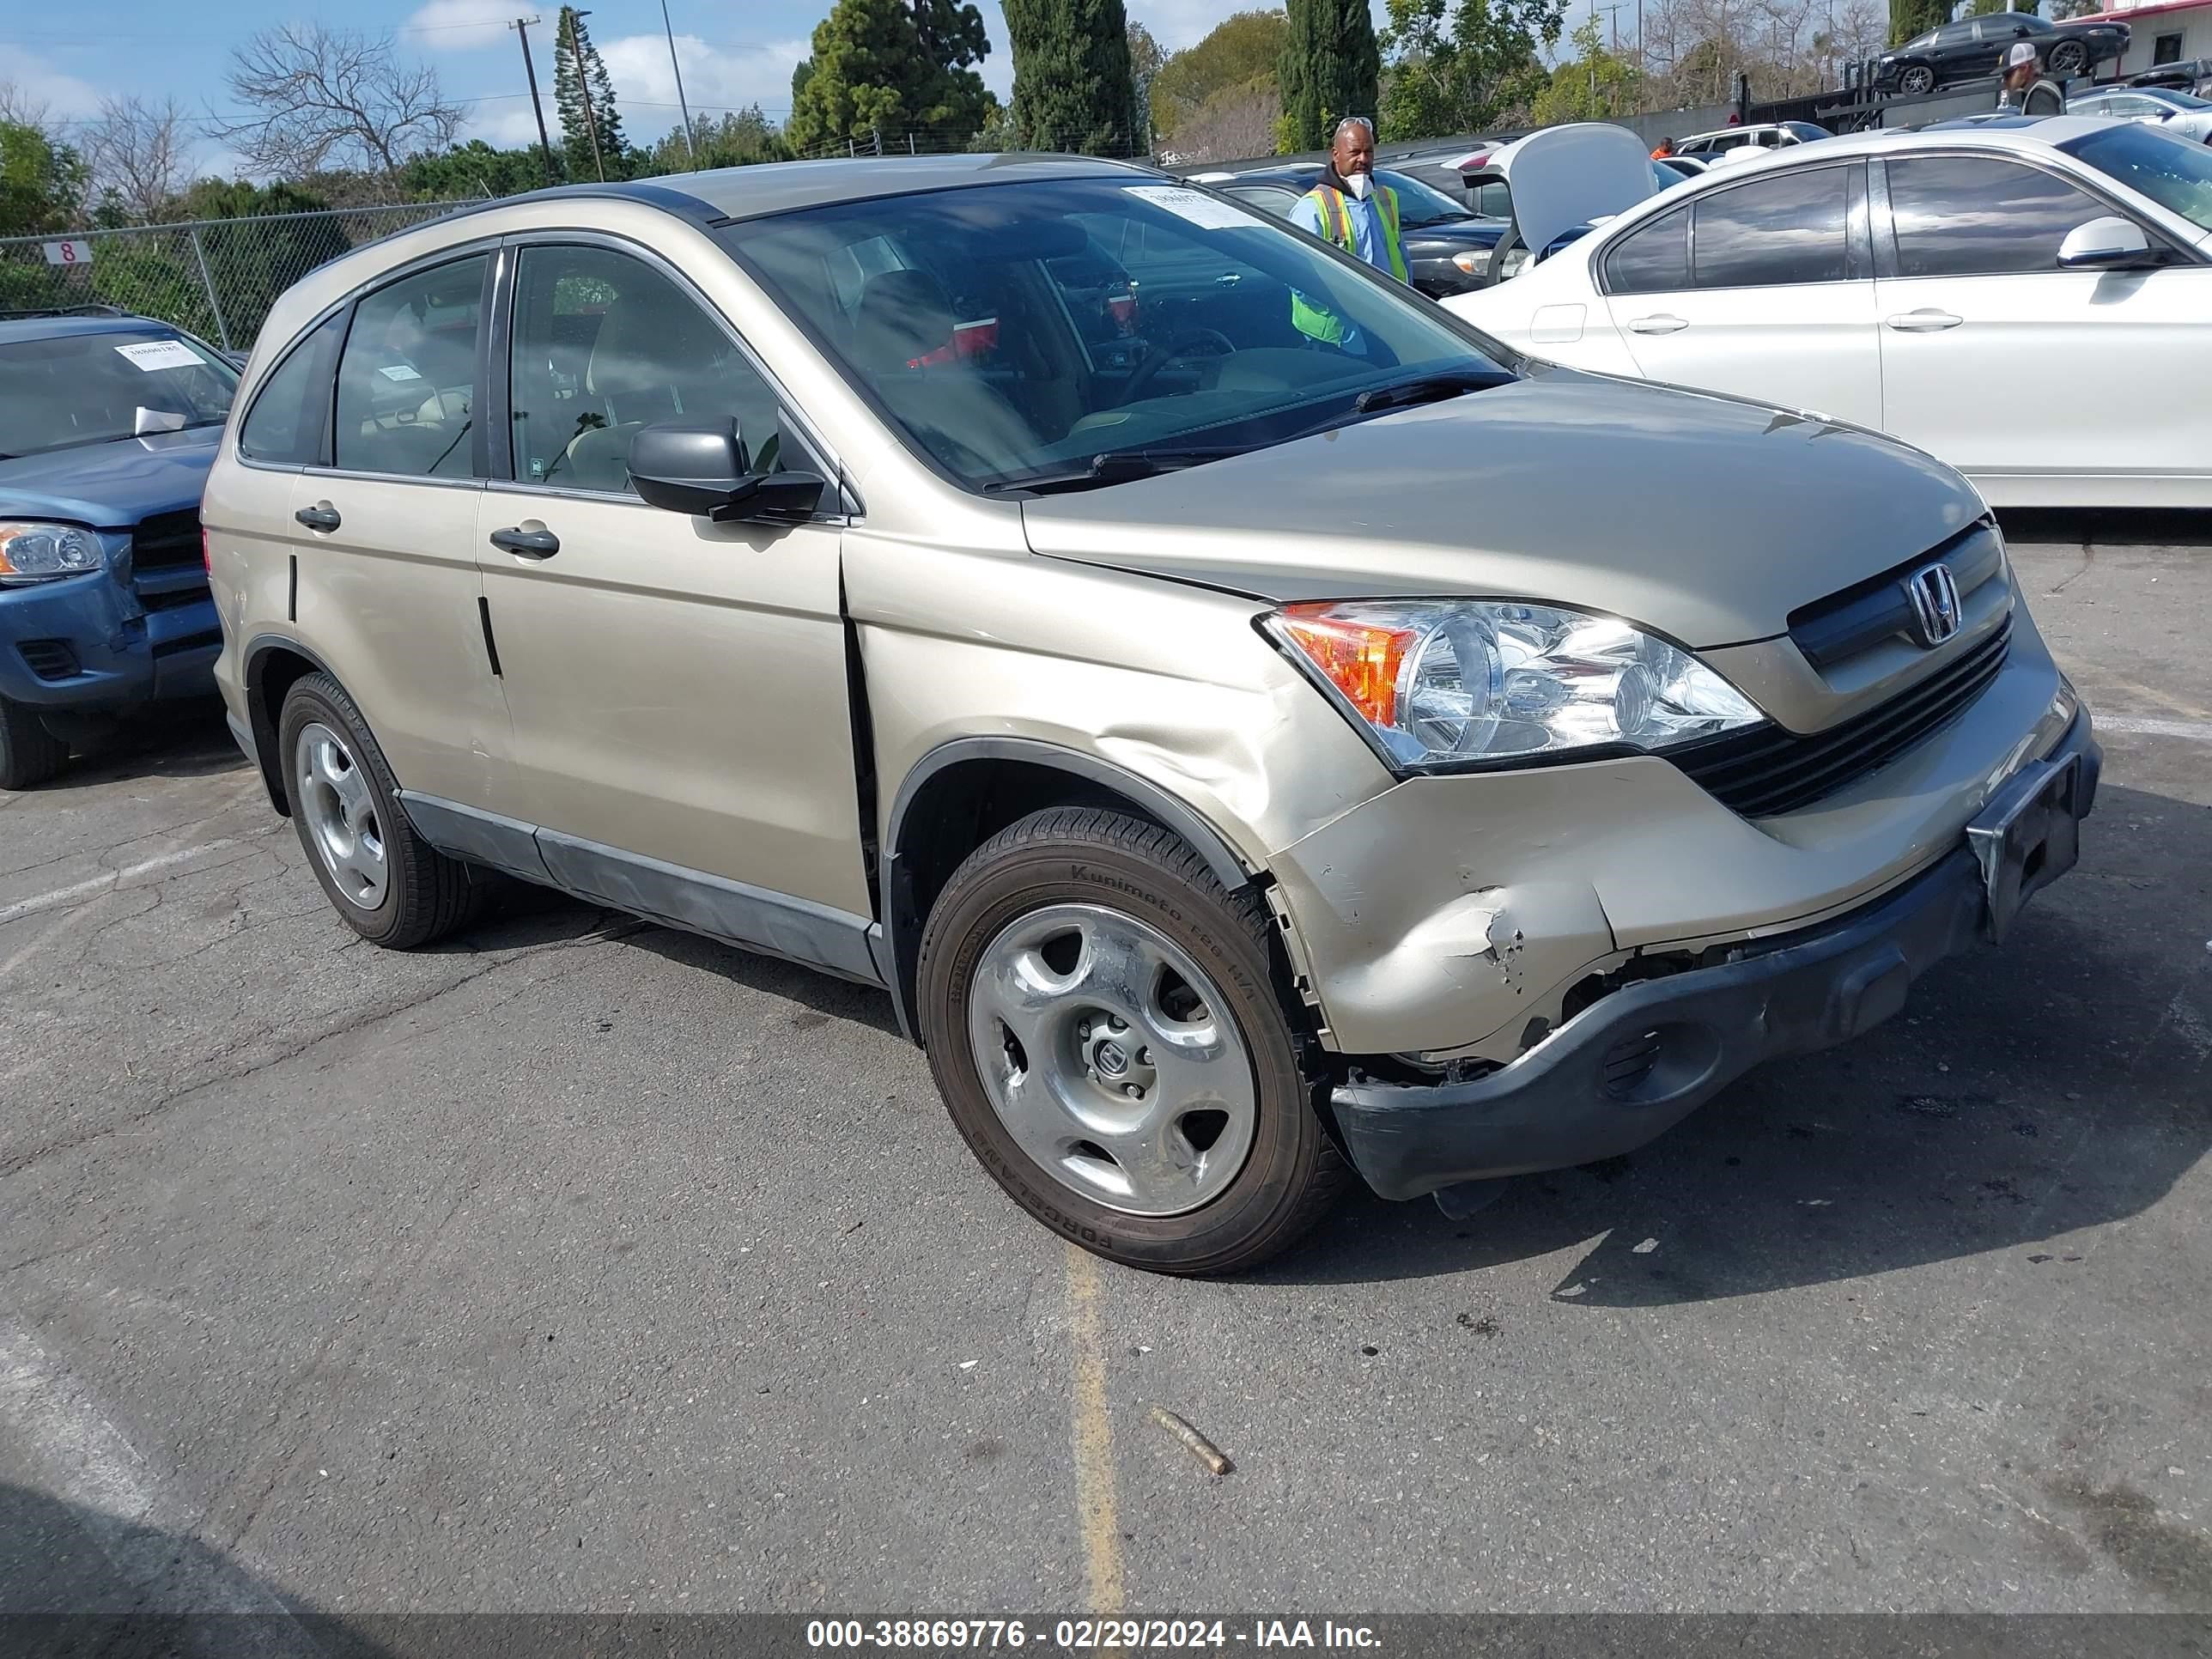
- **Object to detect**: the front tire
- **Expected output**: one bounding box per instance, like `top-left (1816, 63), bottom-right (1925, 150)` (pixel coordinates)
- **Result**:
top-left (277, 672), bottom-right (489, 949)
top-left (2048, 40), bottom-right (2087, 76)
top-left (1899, 64), bottom-right (1936, 94)
top-left (0, 696), bottom-right (70, 791)
top-left (917, 806), bottom-right (1348, 1274)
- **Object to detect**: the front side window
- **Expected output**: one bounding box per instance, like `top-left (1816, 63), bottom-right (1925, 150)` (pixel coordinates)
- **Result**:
top-left (2063, 120), bottom-right (2212, 231)
top-left (240, 312), bottom-right (345, 466)
top-left (1889, 155), bottom-right (2114, 276)
top-left (333, 255), bottom-right (485, 479)
top-left (729, 176), bottom-right (1509, 493)
top-left (1692, 167), bottom-right (1850, 288)
top-left (0, 327), bottom-right (234, 462)
top-left (508, 244), bottom-right (798, 495)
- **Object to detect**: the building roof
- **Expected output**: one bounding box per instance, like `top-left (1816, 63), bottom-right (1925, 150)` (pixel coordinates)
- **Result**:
top-left (2069, 0), bottom-right (2212, 24)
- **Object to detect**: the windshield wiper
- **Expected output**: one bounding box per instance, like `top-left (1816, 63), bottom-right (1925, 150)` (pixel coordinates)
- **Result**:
top-left (1352, 368), bottom-right (1512, 415)
top-left (986, 445), bottom-right (1244, 495)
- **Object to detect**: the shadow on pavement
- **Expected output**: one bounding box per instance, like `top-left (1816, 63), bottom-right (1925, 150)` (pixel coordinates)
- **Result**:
top-left (21, 698), bottom-right (248, 796)
top-left (0, 1480), bottom-right (372, 1658)
top-left (1269, 781), bottom-right (2212, 1296)
top-left (1996, 507), bottom-right (2212, 549)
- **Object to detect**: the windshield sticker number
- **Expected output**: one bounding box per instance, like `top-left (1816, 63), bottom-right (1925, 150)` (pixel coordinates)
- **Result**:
top-left (378, 362), bottom-right (423, 382)
top-left (1122, 185), bottom-right (1261, 230)
top-left (112, 339), bottom-right (205, 373)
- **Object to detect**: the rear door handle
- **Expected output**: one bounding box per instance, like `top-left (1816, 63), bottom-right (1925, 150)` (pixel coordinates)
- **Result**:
top-left (1214, 271), bottom-right (1243, 286)
top-left (1627, 313), bottom-right (1688, 335)
top-left (294, 504), bottom-right (340, 532)
top-left (1886, 309), bottom-right (1963, 332)
top-left (489, 526), bottom-right (560, 558)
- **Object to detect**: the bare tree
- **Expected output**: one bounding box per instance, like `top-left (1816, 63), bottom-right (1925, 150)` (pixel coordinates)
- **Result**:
top-left (0, 81), bottom-right (55, 129)
top-left (216, 25), bottom-right (461, 188)
top-left (83, 96), bottom-right (199, 223)
top-left (1157, 86), bottom-right (1280, 167)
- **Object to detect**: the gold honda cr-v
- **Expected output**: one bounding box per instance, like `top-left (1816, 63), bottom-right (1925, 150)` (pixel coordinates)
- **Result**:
top-left (204, 155), bottom-right (2097, 1273)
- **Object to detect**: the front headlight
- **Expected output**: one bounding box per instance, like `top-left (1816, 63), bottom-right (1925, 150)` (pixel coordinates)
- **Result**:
top-left (1267, 599), bottom-right (1761, 769)
top-left (1451, 249), bottom-right (1492, 276)
top-left (0, 521), bottom-right (106, 585)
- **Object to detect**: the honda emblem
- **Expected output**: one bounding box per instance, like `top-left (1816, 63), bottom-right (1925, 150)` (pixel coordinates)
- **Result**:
top-left (1905, 562), bottom-right (1962, 648)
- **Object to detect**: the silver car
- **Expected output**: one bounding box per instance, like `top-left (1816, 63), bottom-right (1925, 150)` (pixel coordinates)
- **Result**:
top-left (2068, 85), bottom-right (2212, 143)
top-left (203, 155), bottom-right (2098, 1273)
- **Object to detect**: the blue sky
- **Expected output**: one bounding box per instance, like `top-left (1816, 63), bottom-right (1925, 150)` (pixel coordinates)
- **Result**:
top-left (5, 0), bottom-right (1399, 174)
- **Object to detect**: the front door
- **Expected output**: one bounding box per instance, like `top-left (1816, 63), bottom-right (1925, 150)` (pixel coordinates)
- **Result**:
top-left (1601, 161), bottom-right (1884, 430)
top-left (477, 238), bottom-right (872, 967)
top-left (294, 250), bottom-right (511, 812)
top-left (1875, 153), bottom-right (2212, 492)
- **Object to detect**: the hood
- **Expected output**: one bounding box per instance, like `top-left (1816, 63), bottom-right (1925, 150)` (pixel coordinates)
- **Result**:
top-left (1486, 123), bottom-right (1661, 258)
top-left (0, 427), bottom-right (221, 530)
top-left (1019, 366), bottom-right (1986, 650)
top-left (1401, 220), bottom-right (1509, 253)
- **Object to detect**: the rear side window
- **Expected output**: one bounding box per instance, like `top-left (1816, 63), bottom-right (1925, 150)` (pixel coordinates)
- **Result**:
top-left (1605, 204), bottom-right (1690, 293)
top-left (1692, 167), bottom-right (1850, 287)
top-left (239, 313), bottom-right (343, 465)
top-left (1888, 156), bottom-right (2112, 276)
top-left (333, 255), bottom-right (487, 479)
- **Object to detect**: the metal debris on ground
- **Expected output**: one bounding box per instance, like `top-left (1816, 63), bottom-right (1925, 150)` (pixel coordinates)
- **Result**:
top-left (1147, 1405), bottom-right (1232, 1475)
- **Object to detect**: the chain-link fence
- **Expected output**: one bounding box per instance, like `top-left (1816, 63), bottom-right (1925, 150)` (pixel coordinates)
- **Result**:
top-left (0, 200), bottom-right (481, 353)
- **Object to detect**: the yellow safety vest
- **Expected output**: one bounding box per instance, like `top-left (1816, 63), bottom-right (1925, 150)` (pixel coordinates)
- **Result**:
top-left (1291, 183), bottom-right (1407, 344)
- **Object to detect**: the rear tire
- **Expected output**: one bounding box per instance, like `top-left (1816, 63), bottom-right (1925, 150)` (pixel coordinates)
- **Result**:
top-left (918, 806), bottom-right (1349, 1275)
top-left (0, 696), bottom-right (70, 791)
top-left (1899, 64), bottom-right (1936, 94)
top-left (278, 672), bottom-right (490, 949)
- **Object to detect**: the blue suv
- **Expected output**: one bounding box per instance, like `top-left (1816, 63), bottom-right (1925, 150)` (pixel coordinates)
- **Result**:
top-left (0, 309), bottom-right (236, 787)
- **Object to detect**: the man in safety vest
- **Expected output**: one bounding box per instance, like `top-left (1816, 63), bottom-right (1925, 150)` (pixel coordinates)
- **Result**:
top-left (1287, 117), bottom-right (1405, 346)
top-left (1289, 117), bottom-right (1407, 283)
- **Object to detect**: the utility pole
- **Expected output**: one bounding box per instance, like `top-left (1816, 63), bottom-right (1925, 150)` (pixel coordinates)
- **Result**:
top-left (509, 16), bottom-right (557, 186)
top-left (564, 9), bottom-right (605, 182)
top-left (1600, 0), bottom-right (1626, 51)
top-left (659, 0), bottom-right (696, 166)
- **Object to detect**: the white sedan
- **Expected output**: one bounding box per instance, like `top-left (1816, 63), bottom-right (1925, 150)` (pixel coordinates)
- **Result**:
top-left (1444, 116), bottom-right (2212, 507)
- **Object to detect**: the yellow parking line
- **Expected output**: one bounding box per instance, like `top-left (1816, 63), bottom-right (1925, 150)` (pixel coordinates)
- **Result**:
top-left (1065, 1242), bottom-right (1127, 1616)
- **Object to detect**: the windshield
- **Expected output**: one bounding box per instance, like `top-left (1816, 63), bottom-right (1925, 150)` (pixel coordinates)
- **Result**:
top-left (2154, 88), bottom-right (2212, 108)
top-left (1376, 170), bottom-right (1474, 225)
top-left (0, 327), bottom-right (235, 460)
top-left (729, 176), bottom-right (1510, 493)
top-left (2062, 120), bottom-right (2212, 231)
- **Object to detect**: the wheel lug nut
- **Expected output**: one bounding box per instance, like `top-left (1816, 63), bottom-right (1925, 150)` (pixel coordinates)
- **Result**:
top-left (1124, 1084), bottom-right (1143, 1099)
top-left (1136, 1048), bottom-right (1151, 1066)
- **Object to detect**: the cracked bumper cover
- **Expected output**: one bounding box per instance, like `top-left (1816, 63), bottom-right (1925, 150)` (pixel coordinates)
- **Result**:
top-left (1330, 711), bottom-right (2099, 1201)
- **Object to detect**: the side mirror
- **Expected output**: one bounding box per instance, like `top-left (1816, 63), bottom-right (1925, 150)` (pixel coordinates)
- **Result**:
top-left (629, 419), bottom-right (826, 524)
top-left (2057, 215), bottom-right (2154, 269)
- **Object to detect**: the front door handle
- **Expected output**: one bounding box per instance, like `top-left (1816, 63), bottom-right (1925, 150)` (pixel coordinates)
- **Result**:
top-left (1886, 308), bottom-right (1963, 332)
top-left (1627, 313), bottom-right (1688, 335)
top-left (1215, 271), bottom-right (1243, 286)
top-left (489, 526), bottom-right (560, 558)
top-left (294, 504), bottom-right (340, 532)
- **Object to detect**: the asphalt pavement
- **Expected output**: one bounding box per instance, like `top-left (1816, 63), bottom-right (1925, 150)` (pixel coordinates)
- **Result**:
top-left (1, 512), bottom-right (2207, 1621)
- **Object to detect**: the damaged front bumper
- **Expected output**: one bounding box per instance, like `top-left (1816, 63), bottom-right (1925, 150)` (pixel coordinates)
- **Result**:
top-left (1328, 711), bottom-right (2100, 1201)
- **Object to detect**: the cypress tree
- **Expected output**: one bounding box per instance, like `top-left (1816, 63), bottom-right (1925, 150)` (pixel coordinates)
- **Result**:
top-left (786, 0), bottom-right (993, 153)
top-left (1281, 0), bottom-right (1381, 153)
top-left (555, 6), bottom-right (627, 180)
top-left (1890, 0), bottom-right (1951, 42)
top-left (1003, 0), bottom-right (1140, 156)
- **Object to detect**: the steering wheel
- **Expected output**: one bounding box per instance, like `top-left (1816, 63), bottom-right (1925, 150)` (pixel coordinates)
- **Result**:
top-left (1118, 328), bottom-right (1237, 406)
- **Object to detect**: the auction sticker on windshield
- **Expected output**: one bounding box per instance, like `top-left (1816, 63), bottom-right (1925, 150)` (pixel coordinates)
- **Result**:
top-left (1122, 184), bottom-right (1261, 230)
top-left (112, 340), bottom-right (205, 373)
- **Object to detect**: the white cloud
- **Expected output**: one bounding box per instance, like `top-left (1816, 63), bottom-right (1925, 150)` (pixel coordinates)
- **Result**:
top-left (400, 0), bottom-right (518, 51)
top-left (1, 46), bottom-right (107, 120)
top-left (597, 32), bottom-right (810, 122)
top-left (465, 96), bottom-right (559, 149)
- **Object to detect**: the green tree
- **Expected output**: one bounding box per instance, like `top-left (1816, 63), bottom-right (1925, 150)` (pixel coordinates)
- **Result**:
top-left (1890, 0), bottom-right (1949, 45)
top-left (1378, 0), bottom-right (1562, 142)
top-left (647, 106), bottom-right (789, 172)
top-left (1151, 10), bottom-right (1287, 144)
top-left (1528, 14), bottom-right (1638, 123)
top-left (1127, 21), bottom-right (1168, 151)
top-left (398, 140), bottom-right (549, 201)
top-left (555, 5), bottom-right (627, 180)
top-left (1281, 0), bottom-right (1381, 153)
top-left (1005, 0), bottom-right (1139, 155)
top-left (0, 120), bottom-right (89, 237)
top-left (787, 0), bottom-right (994, 153)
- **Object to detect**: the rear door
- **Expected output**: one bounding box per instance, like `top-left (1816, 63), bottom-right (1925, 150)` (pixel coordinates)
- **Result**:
top-left (1873, 151), bottom-right (2212, 490)
top-left (1601, 161), bottom-right (1884, 428)
top-left (294, 248), bottom-right (513, 813)
top-left (477, 236), bottom-right (873, 959)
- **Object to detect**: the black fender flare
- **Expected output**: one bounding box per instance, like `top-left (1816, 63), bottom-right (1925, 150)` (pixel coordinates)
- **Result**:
top-left (240, 631), bottom-right (343, 812)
